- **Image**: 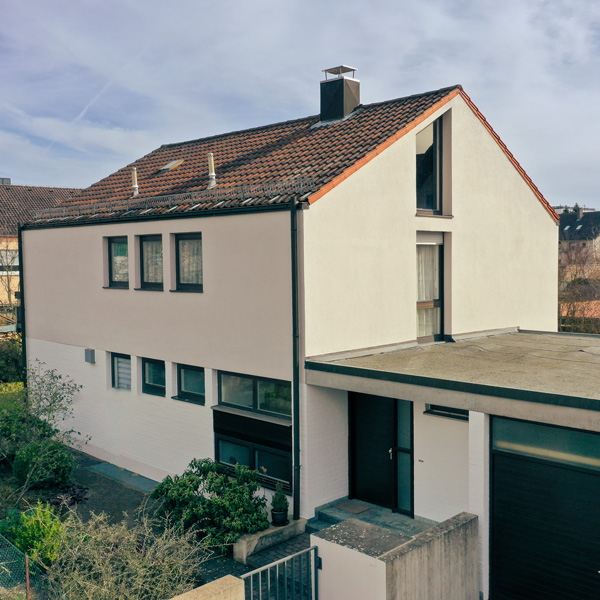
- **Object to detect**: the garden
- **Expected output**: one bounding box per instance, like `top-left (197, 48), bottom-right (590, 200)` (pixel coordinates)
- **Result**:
top-left (0, 335), bottom-right (287, 600)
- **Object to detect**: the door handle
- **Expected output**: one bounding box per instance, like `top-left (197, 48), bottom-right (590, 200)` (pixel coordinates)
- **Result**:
top-left (389, 448), bottom-right (393, 460)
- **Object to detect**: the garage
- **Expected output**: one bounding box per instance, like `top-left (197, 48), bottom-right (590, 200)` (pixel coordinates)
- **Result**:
top-left (491, 418), bottom-right (600, 599)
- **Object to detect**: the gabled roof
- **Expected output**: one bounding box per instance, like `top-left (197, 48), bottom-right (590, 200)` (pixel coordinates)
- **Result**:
top-left (28, 85), bottom-right (556, 225)
top-left (559, 211), bottom-right (600, 240)
top-left (0, 184), bottom-right (81, 235)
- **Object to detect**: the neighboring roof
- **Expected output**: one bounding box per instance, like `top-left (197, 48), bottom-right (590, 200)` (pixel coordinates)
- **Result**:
top-left (559, 211), bottom-right (600, 240)
top-left (0, 184), bottom-right (80, 235)
top-left (27, 85), bottom-right (556, 226)
top-left (305, 331), bottom-right (600, 410)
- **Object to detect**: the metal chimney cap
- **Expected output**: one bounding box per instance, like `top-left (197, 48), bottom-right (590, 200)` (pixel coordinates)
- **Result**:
top-left (322, 65), bottom-right (357, 79)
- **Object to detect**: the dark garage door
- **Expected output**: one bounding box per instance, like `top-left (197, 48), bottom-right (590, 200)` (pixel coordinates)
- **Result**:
top-left (491, 420), bottom-right (600, 600)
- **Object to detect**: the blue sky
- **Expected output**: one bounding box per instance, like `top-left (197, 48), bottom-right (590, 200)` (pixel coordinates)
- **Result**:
top-left (1, 0), bottom-right (599, 208)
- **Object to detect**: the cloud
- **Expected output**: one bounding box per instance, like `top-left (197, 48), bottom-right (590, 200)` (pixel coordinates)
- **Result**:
top-left (1, 0), bottom-right (599, 206)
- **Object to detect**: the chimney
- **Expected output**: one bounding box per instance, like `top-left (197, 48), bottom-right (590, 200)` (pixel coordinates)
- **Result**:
top-left (0, 177), bottom-right (11, 185)
top-left (578, 206), bottom-right (584, 220)
top-left (320, 65), bottom-right (360, 122)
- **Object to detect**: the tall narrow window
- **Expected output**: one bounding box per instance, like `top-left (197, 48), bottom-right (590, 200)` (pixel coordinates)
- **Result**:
top-left (416, 117), bottom-right (443, 212)
top-left (140, 235), bottom-right (163, 290)
top-left (176, 364), bottom-right (205, 405)
top-left (417, 242), bottom-right (443, 341)
top-left (142, 358), bottom-right (166, 396)
top-left (108, 237), bottom-right (128, 288)
top-left (111, 353), bottom-right (131, 390)
top-left (175, 233), bottom-right (203, 292)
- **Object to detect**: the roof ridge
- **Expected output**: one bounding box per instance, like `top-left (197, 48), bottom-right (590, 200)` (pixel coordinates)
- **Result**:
top-left (0, 184), bottom-right (80, 191)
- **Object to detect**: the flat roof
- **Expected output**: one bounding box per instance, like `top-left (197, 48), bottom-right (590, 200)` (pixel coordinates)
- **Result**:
top-left (305, 331), bottom-right (600, 411)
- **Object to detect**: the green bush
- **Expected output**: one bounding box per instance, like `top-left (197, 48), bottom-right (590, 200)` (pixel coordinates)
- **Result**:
top-left (0, 337), bottom-right (23, 384)
top-left (271, 482), bottom-right (289, 512)
top-left (12, 441), bottom-right (73, 489)
top-left (152, 458), bottom-right (269, 550)
top-left (0, 405), bottom-right (55, 462)
top-left (12, 501), bottom-right (63, 568)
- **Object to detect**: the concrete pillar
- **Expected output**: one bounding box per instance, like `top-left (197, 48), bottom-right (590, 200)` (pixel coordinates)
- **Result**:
top-left (468, 411), bottom-right (489, 599)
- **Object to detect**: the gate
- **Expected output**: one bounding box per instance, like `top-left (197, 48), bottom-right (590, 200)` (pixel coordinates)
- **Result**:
top-left (241, 546), bottom-right (320, 600)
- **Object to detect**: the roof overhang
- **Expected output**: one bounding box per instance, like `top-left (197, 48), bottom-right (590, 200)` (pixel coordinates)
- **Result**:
top-left (305, 330), bottom-right (600, 432)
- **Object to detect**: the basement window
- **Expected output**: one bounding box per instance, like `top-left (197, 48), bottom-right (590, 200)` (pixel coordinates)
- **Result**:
top-left (111, 353), bottom-right (131, 390)
top-left (174, 364), bottom-right (205, 405)
top-left (142, 358), bottom-right (166, 397)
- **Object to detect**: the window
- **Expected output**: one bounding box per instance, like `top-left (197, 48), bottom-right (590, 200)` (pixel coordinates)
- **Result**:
top-left (219, 372), bottom-right (291, 418)
top-left (108, 237), bottom-right (128, 288)
top-left (424, 404), bottom-right (468, 421)
top-left (215, 435), bottom-right (292, 488)
top-left (142, 358), bottom-right (165, 396)
top-left (175, 233), bottom-right (203, 292)
top-left (111, 353), bottom-right (131, 390)
top-left (175, 364), bottom-right (205, 405)
top-left (140, 235), bottom-right (163, 290)
top-left (416, 117), bottom-right (443, 212)
top-left (417, 240), bottom-right (443, 341)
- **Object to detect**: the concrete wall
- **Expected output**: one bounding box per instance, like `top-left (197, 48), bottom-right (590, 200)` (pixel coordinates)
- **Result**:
top-left (384, 513), bottom-right (479, 600)
top-left (413, 401), bottom-right (470, 522)
top-left (302, 94), bottom-right (557, 357)
top-left (170, 576), bottom-right (244, 600)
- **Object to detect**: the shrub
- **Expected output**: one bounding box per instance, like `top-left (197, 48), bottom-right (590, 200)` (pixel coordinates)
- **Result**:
top-left (0, 337), bottom-right (23, 384)
top-left (12, 441), bottom-right (73, 489)
top-left (12, 501), bottom-right (63, 568)
top-left (0, 406), bottom-right (55, 462)
top-left (152, 458), bottom-right (269, 550)
top-left (46, 510), bottom-right (211, 600)
top-left (271, 483), bottom-right (289, 512)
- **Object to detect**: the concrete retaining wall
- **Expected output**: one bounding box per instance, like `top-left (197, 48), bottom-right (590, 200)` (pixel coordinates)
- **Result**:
top-left (170, 575), bottom-right (244, 600)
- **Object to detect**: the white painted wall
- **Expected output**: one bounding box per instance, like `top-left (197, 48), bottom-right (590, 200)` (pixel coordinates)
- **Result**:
top-left (300, 384), bottom-right (348, 518)
top-left (302, 95), bottom-right (557, 358)
top-left (413, 401), bottom-right (470, 522)
top-left (23, 210), bottom-right (292, 381)
top-left (28, 338), bottom-right (216, 482)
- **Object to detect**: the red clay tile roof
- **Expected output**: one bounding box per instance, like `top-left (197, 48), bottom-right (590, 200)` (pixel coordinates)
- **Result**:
top-left (0, 184), bottom-right (81, 235)
top-left (28, 84), bottom-right (556, 225)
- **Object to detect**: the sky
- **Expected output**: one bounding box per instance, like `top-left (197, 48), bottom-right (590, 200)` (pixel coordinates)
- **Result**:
top-left (1, 0), bottom-right (599, 209)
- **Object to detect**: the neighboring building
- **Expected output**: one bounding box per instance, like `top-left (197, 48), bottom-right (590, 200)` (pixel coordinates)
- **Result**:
top-left (20, 68), bottom-right (600, 599)
top-left (0, 180), bottom-right (80, 305)
top-left (558, 208), bottom-right (600, 267)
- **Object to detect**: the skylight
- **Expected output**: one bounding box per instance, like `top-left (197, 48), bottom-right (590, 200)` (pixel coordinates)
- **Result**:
top-left (576, 225), bottom-right (583, 230)
top-left (564, 225), bottom-right (570, 230)
top-left (159, 159), bottom-right (184, 172)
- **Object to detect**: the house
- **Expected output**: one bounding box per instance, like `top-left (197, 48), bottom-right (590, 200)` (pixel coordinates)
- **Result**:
top-left (0, 179), bottom-right (79, 306)
top-left (559, 207), bottom-right (600, 268)
top-left (20, 68), bottom-right (600, 599)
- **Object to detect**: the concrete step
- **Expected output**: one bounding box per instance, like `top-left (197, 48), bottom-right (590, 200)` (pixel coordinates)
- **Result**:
top-left (305, 518), bottom-right (332, 535)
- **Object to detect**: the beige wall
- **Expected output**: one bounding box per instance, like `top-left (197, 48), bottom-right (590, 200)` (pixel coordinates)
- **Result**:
top-left (302, 95), bottom-right (557, 357)
top-left (23, 210), bottom-right (293, 381)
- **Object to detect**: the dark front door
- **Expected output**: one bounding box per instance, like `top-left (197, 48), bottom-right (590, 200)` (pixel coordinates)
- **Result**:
top-left (350, 393), bottom-right (413, 515)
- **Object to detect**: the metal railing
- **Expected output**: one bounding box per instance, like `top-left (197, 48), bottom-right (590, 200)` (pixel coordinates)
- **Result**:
top-left (241, 546), bottom-right (319, 600)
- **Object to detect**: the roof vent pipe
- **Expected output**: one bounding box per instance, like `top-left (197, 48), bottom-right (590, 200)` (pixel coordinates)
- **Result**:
top-left (207, 153), bottom-right (216, 189)
top-left (131, 167), bottom-right (139, 196)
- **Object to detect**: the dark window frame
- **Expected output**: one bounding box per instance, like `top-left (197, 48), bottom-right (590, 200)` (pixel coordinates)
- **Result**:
top-left (139, 234), bottom-right (164, 291)
top-left (174, 364), bottom-right (205, 405)
top-left (218, 370), bottom-right (292, 419)
top-left (424, 404), bottom-right (468, 421)
top-left (108, 236), bottom-right (129, 288)
top-left (416, 116), bottom-right (443, 214)
top-left (417, 243), bottom-right (444, 343)
top-left (214, 433), bottom-right (292, 490)
top-left (175, 232), bottom-right (203, 293)
top-left (141, 357), bottom-right (166, 397)
top-left (111, 352), bottom-right (131, 390)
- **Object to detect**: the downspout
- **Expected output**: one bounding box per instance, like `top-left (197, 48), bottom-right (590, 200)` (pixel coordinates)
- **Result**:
top-left (290, 197), bottom-right (301, 521)
top-left (17, 224), bottom-right (27, 383)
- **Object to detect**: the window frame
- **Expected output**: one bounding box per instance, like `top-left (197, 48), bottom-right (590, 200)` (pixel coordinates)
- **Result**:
top-left (174, 364), bottom-right (205, 405)
top-left (416, 116), bottom-right (443, 215)
top-left (416, 242), bottom-right (444, 343)
top-left (175, 232), bottom-right (203, 293)
top-left (218, 371), bottom-right (292, 419)
top-left (141, 357), bottom-right (166, 397)
top-left (424, 404), bottom-right (468, 421)
top-left (108, 236), bottom-right (129, 288)
top-left (139, 234), bottom-right (164, 291)
top-left (214, 433), bottom-right (292, 490)
top-left (111, 352), bottom-right (131, 390)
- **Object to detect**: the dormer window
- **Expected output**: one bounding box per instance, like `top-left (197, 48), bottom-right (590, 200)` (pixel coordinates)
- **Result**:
top-left (416, 117), bottom-right (443, 213)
